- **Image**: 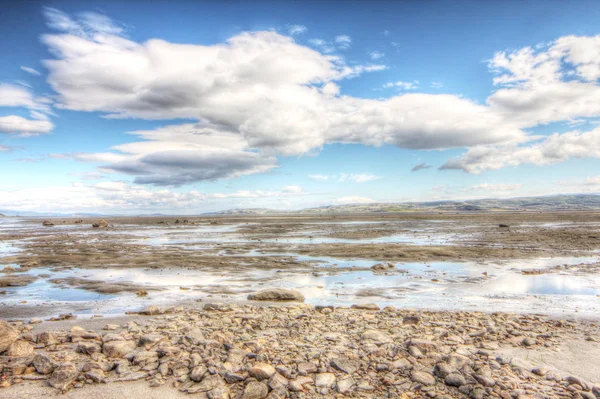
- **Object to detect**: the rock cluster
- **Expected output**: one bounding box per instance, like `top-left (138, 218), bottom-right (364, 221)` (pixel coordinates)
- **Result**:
top-left (0, 305), bottom-right (598, 398)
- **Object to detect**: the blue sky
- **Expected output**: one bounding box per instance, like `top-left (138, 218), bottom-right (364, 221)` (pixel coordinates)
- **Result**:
top-left (1, 1), bottom-right (600, 213)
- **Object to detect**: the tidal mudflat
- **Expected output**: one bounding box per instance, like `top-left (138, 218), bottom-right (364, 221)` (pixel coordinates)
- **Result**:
top-left (0, 212), bottom-right (599, 397)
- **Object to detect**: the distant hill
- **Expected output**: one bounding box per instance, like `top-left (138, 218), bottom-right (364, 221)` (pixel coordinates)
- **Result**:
top-left (209, 194), bottom-right (600, 215)
top-left (1, 193), bottom-right (599, 217)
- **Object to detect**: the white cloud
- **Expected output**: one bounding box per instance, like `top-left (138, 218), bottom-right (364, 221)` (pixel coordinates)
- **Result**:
top-left (0, 181), bottom-right (307, 214)
top-left (20, 66), bottom-right (41, 76)
top-left (309, 173), bottom-right (381, 183)
top-left (334, 35), bottom-right (352, 49)
top-left (287, 24), bottom-right (307, 35)
top-left (469, 183), bottom-right (523, 191)
top-left (382, 80), bottom-right (419, 90)
top-left (62, 123), bottom-right (278, 186)
top-left (431, 81), bottom-right (443, 89)
top-left (0, 144), bottom-right (13, 152)
top-left (441, 127), bottom-right (600, 173)
top-left (0, 115), bottom-right (53, 136)
top-left (338, 173), bottom-right (381, 183)
top-left (334, 196), bottom-right (373, 204)
top-left (369, 51), bottom-right (385, 60)
top-left (39, 9), bottom-right (528, 184)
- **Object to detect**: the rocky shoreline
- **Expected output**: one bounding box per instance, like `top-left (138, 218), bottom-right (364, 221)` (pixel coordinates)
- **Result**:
top-left (1, 302), bottom-right (599, 398)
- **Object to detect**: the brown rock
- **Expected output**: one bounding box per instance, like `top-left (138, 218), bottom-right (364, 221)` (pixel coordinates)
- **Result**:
top-left (247, 288), bottom-right (305, 302)
top-left (48, 363), bottom-right (79, 390)
top-left (0, 321), bottom-right (19, 353)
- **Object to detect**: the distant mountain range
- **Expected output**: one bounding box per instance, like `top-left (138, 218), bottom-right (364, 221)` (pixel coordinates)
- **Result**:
top-left (209, 194), bottom-right (600, 215)
top-left (1, 194), bottom-right (599, 217)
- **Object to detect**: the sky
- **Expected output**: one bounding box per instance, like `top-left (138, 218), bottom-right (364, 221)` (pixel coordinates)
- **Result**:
top-left (1, 0), bottom-right (600, 214)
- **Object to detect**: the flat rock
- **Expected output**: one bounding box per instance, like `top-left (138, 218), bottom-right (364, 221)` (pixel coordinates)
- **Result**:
top-left (102, 340), bottom-right (136, 358)
top-left (411, 370), bottom-right (436, 386)
top-left (250, 363), bottom-right (276, 380)
top-left (247, 288), bottom-right (305, 302)
top-left (240, 381), bottom-right (269, 399)
top-left (48, 363), bottom-right (79, 390)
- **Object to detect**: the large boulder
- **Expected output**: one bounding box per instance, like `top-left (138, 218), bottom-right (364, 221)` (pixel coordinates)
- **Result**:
top-left (0, 320), bottom-right (18, 353)
top-left (5, 340), bottom-right (34, 357)
top-left (92, 220), bottom-right (109, 228)
top-left (33, 353), bottom-right (59, 375)
top-left (247, 288), bottom-right (304, 302)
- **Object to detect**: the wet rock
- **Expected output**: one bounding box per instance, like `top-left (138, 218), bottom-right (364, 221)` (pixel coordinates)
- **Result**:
top-left (48, 363), bottom-right (79, 390)
top-left (249, 363), bottom-right (276, 380)
top-left (5, 340), bottom-right (34, 357)
top-left (403, 315), bottom-right (421, 325)
top-left (241, 381), bottom-right (269, 399)
top-left (92, 220), bottom-right (109, 228)
top-left (102, 340), bottom-right (136, 358)
top-left (42, 220), bottom-right (54, 227)
top-left (247, 288), bottom-right (305, 302)
top-left (33, 353), bottom-right (59, 375)
top-left (411, 370), bottom-right (436, 386)
top-left (0, 321), bottom-right (19, 353)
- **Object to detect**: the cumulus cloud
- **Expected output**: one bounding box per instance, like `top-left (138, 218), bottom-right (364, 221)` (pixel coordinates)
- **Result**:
top-left (38, 9), bottom-right (600, 182)
top-left (20, 66), bottom-right (41, 76)
top-left (411, 162), bottom-right (431, 172)
top-left (441, 128), bottom-right (600, 173)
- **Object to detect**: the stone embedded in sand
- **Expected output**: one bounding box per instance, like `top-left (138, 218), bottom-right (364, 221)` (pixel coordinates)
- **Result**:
top-left (37, 331), bottom-right (59, 346)
top-left (241, 381), bottom-right (269, 399)
top-left (42, 220), bottom-right (54, 227)
top-left (102, 340), bottom-right (136, 358)
top-left (249, 363), bottom-right (276, 380)
top-left (247, 288), bottom-right (305, 302)
top-left (0, 320), bottom-right (18, 353)
top-left (48, 363), bottom-right (79, 390)
top-left (445, 372), bottom-right (466, 387)
top-left (190, 365), bottom-right (208, 382)
top-left (5, 340), bottom-right (34, 357)
top-left (139, 305), bottom-right (160, 315)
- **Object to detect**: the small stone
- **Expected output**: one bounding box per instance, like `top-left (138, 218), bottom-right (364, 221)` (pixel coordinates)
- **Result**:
top-left (241, 381), bottom-right (269, 399)
top-left (337, 377), bottom-right (355, 393)
top-left (445, 373), bottom-right (466, 387)
top-left (351, 303), bottom-right (380, 311)
top-left (403, 315), bottom-right (420, 325)
top-left (315, 373), bottom-right (336, 388)
top-left (362, 329), bottom-right (392, 343)
top-left (139, 306), bottom-right (160, 315)
top-left (249, 363), bottom-right (276, 380)
top-left (190, 365), bottom-right (208, 382)
top-left (85, 369), bottom-right (105, 383)
top-left (411, 370), bottom-right (436, 386)
top-left (331, 357), bottom-right (358, 374)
